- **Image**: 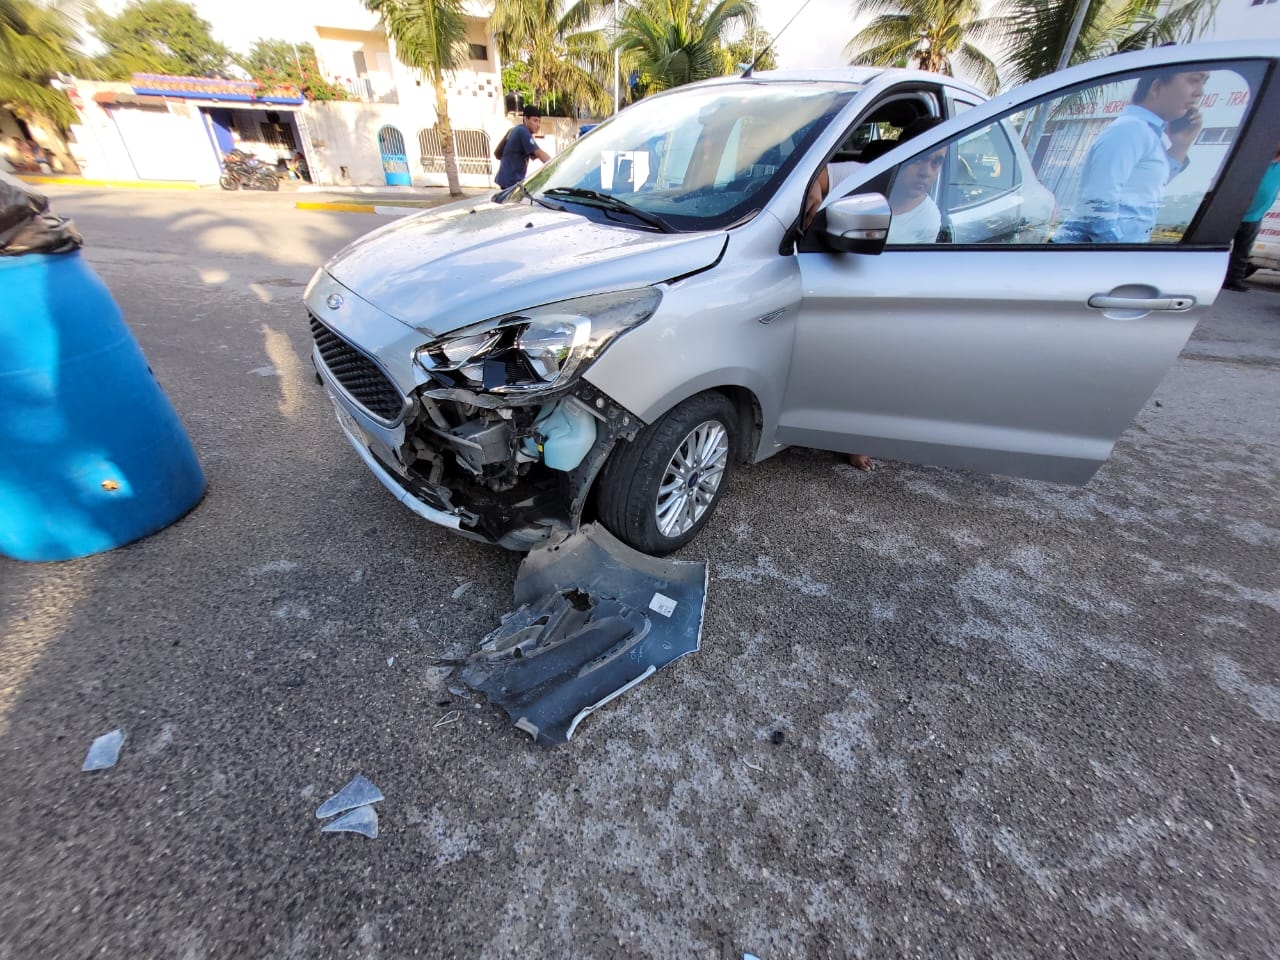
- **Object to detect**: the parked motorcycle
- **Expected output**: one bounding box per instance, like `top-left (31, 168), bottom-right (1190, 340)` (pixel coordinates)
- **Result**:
top-left (219, 150), bottom-right (280, 191)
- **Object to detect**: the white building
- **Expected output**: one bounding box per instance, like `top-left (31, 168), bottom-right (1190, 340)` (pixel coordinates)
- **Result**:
top-left (306, 0), bottom-right (511, 187)
top-left (56, 0), bottom-right (537, 188)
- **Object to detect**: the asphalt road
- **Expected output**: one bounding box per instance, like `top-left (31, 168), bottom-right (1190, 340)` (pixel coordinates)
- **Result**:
top-left (2, 186), bottom-right (1278, 959)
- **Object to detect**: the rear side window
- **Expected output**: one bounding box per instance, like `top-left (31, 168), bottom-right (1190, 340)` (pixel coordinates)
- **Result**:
top-left (947, 123), bottom-right (1019, 209)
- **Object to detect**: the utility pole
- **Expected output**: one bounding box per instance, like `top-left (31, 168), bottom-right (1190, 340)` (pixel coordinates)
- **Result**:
top-left (1021, 1), bottom-right (1092, 168)
top-left (1058, 0), bottom-right (1091, 74)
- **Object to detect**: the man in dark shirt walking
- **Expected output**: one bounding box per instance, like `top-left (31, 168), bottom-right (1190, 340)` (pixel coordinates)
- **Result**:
top-left (495, 105), bottom-right (551, 189)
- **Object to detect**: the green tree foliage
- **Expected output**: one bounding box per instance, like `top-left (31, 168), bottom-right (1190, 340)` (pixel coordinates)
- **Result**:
top-left (89, 0), bottom-right (230, 79)
top-left (236, 39), bottom-right (350, 100)
top-left (501, 60), bottom-right (534, 103)
top-left (616, 0), bottom-right (757, 98)
top-left (363, 0), bottom-right (468, 197)
top-left (725, 25), bottom-right (776, 73)
top-left (490, 0), bottom-right (611, 116)
top-left (0, 0), bottom-right (80, 125)
top-left (844, 0), bottom-right (1001, 94)
top-left (991, 0), bottom-right (1219, 88)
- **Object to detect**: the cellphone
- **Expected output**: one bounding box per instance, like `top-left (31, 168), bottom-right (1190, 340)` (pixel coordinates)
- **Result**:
top-left (1168, 110), bottom-right (1196, 134)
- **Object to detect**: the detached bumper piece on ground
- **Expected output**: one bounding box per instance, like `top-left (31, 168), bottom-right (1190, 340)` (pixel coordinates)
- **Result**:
top-left (455, 524), bottom-right (707, 746)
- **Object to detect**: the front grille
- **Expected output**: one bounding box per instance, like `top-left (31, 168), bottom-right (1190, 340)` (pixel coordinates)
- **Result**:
top-left (309, 314), bottom-right (404, 422)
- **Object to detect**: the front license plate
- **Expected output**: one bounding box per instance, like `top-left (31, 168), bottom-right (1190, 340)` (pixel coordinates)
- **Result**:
top-left (332, 402), bottom-right (368, 447)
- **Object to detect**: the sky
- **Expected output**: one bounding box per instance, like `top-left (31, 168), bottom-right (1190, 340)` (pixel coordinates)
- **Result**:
top-left (92, 0), bottom-right (862, 71)
top-left (97, 0), bottom-right (1274, 75)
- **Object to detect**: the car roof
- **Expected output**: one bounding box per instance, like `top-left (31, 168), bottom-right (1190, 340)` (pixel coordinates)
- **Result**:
top-left (689, 66), bottom-right (987, 101)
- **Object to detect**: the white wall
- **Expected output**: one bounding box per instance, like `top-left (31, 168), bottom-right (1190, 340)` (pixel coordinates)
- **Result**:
top-left (304, 100), bottom-right (404, 185)
top-left (61, 82), bottom-right (140, 181)
top-left (313, 29), bottom-right (398, 103)
top-left (304, 98), bottom-right (514, 187)
top-left (1202, 0), bottom-right (1280, 41)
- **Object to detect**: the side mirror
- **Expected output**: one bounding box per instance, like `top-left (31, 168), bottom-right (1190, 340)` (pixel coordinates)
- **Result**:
top-left (823, 193), bottom-right (891, 254)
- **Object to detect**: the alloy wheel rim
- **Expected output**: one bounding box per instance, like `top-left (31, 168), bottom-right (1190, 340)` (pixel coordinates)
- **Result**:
top-left (655, 419), bottom-right (729, 539)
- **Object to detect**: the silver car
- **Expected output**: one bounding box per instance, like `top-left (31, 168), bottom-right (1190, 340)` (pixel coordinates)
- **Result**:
top-left (306, 42), bottom-right (1280, 554)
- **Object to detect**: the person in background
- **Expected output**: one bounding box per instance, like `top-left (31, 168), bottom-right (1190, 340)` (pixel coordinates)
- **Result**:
top-left (1, 138), bottom-right (22, 172)
top-left (495, 105), bottom-right (551, 190)
top-left (1054, 69), bottom-right (1207, 244)
top-left (27, 140), bottom-right (51, 173)
top-left (9, 137), bottom-right (35, 172)
top-left (1223, 142), bottom-right (1280, 292)
top-left (285, 151), bottom-right (308, 181)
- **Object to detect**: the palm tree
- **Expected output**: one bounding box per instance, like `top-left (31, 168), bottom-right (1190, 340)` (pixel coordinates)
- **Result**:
top-left (615, 0), bottom-right (757, 98)
top-left (992, 0), bottom-right (1220, 88)
top-left (844, 0), bottom-right (1001, 94)
top-left (490, 0), bottom-right (612, 115)
top-left (364, 0), bottom-right (469, 197)
top-left (0, 0), bottom-right (80, 127)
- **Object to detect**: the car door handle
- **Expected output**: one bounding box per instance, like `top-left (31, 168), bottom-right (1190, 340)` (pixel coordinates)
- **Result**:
top-left (1087, 294), bottom-right (1195, 312)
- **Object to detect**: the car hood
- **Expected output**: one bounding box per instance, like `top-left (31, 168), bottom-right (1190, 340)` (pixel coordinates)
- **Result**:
top-left (323, 197), bottom-right (727, 338)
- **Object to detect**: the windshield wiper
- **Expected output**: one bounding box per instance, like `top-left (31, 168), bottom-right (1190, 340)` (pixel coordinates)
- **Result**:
top-left (506, 180), bottom-right (564, 212)
top-left (542, 187), bottom-right (675, 233)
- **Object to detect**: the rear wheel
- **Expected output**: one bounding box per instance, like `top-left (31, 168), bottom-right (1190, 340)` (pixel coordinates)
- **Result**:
top-left (597, 391), bottom-right (737, 555)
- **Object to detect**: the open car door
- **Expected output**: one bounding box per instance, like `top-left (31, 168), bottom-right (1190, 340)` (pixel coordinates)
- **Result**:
top-left (783, 42), bottom-right (1280, 483)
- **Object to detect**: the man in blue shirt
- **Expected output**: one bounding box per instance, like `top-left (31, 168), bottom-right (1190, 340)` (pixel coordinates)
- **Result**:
top-left (1055, 69), bottom-right (1208, 244)
top-left (495, 105), bottom-right (551, 190)
top-left (1224, 142), bottom-right (1280, 292)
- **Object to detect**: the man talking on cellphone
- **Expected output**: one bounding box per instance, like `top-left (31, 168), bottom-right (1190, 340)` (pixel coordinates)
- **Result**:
top-left (1055, 68), bottom-right (1208, 244)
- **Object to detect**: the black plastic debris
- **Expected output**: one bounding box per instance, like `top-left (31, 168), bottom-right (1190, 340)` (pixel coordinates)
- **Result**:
top-left (0, 171), bottom-right (81, 256)
top-left (456, 523), bottom-right (707, 746)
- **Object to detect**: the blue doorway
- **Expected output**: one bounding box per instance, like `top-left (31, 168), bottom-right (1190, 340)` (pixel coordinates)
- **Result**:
top-left (377, 125), bottom-right (411, 186)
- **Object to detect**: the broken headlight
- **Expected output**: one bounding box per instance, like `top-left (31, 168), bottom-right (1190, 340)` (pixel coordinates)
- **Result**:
top-left (414, 288), bottom-right (661, 395)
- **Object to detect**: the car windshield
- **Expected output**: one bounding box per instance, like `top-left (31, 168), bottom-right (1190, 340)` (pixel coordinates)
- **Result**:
top-left (521, 81), bottom-right (859, 232)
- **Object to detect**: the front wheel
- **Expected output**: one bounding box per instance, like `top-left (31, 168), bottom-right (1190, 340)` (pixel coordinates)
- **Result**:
top-left (218, 174), bottom-right (239, 190)
top-left (596, 391), bottom-right (737, 555)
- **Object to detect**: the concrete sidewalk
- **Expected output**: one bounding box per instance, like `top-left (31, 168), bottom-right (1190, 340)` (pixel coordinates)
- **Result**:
top-left (13, 172), bottom-right (492, 215)
top-left (15, 173), bottom-right (199, 190)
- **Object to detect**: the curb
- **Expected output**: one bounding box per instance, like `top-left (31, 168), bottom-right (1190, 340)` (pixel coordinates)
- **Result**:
top-left (293, 203), bottom-right (417, 217)
top-left (295, 201), bottom-right (418, 216)
top-left (17, 175), bottom-right (200, 190)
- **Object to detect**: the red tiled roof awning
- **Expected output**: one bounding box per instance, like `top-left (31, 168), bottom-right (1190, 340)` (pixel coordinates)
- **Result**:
top-left (93, 91), bottom-right (169, 107)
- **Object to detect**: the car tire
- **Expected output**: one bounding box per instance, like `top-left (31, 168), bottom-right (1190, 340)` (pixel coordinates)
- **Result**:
top-left (597, 391), bottom-right (736, 556)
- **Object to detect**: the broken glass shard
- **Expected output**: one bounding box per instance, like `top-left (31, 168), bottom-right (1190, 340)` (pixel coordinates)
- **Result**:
top-left (456, 523), bottom-right (707, 746)
top-left (82, 729), bottom-right (125, 771)
top-left (320, 803), bottom-right (379, 838)
top-left (315, 774), bottom-right (384, 819)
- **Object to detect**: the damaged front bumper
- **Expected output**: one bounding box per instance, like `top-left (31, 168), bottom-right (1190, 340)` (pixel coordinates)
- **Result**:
top-left (456, 523), bottom-right (708, 745)
top-left (307, 276), bottom-right (644, 550)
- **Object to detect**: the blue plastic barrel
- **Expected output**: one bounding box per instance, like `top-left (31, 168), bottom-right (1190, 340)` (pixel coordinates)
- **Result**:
top-left (0, 250), bottom-right (205, 562)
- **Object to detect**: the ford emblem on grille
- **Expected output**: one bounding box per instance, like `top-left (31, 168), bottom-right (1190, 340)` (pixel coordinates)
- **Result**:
top-left (326, 293), bottom-right (344, 310)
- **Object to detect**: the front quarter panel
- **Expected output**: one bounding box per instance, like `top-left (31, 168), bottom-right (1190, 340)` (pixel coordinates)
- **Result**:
top-left (584, 214), bottom-right (799, 460)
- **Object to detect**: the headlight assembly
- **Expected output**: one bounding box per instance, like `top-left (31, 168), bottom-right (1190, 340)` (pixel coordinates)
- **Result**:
top-left (413, 288), bottom-right (661, 395)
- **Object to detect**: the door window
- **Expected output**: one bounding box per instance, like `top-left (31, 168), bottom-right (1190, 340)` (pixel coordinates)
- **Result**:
top-left (872, 63), bottom-right (1260, 247)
